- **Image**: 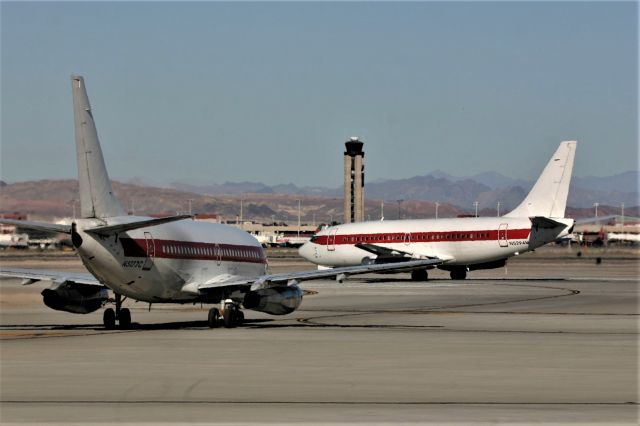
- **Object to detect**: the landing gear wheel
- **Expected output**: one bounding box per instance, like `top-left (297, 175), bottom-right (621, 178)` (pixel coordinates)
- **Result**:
top-left (119, 308), bottom-right (131, 329)
top-left (103, 308), bottom-right (116, 330)
top-left (411, 269), bottom-right (429, 281)
top-left (223, 304), bottom-right (238, 328)
top-left (450, 269), bottom-right (467, 280)
top-left (207, 308), bottom-right (220, 328)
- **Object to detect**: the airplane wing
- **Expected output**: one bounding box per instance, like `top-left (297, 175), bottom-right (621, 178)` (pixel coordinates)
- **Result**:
top-left (0, 219), bottom-right (71, 234)
top-left (355, 243), bottom-right (413, 260)
top-left (354, 243), bottom-right (441, 263)
top-left (0, 267), bottom-right (104, 287)
top-left (192, 258), bottom-right (443, 293)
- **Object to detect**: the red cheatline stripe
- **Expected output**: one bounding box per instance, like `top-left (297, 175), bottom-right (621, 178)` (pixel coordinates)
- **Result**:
top-left (120, 238), bottom-right (267, 264)
top-left (312, 228), bottom-right (530, 246)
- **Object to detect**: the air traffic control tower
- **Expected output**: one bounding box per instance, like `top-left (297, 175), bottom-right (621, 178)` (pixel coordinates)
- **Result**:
top-left (343, 137), bottom-right (365, 223)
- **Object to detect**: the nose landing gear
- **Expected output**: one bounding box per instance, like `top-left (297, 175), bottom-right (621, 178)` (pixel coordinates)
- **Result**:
top-left (411, 269), bottom-right (429, 281)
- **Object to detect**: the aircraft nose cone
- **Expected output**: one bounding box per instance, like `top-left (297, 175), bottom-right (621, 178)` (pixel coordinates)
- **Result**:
top-left (298, 242), bottom-right (313, 260)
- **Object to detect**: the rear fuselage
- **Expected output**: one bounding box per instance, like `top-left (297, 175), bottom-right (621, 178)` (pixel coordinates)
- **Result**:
top-left (75, 217), bottom-right (266, 303)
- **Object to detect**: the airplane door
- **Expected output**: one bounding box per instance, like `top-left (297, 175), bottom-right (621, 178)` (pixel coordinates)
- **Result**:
top-left (403, 233), bottom-right (411, 246)
top-left (327, 228), bottom-right (338, 251)
top-left (498, 224), bottom-right (509, 248)
top-left (214, 243), bottom-right (221, 266)
top-left (142, 232), bottom-right (155, 271)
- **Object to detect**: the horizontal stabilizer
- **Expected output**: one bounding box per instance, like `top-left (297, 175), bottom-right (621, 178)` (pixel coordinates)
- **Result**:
top-left (0, 219), bottom-right (71, 234)
top-left (0, 267), bottom-right (103, 286)
top-left (530, 216), bottom-right (573, 229)
top-left (574, 215), bottom-right (618, 225)
top-left (85, 215), bottom-right (192, 235)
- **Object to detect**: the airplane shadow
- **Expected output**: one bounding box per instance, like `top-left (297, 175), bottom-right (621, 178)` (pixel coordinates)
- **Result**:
top-left (0, 318), bottom-right (295, 332)
top-left (358, 277), bottom-right (568, 283)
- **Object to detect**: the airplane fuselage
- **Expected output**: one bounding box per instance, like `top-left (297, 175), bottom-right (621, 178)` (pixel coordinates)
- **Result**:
top-left (74, 217), bottom-right (266, 303)
top-left (299, 216), bottom-right (572, 269)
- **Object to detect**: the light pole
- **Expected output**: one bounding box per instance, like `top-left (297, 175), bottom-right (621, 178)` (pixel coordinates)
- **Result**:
top-left (474, 201), bottom-right (479, 217)
top-left (621, 202), bottom-right (625, 229)
top-left (397, 199), bottom-right (403, 220)
top-left (188, 199), bottom-right (194, 215)
top-left (297, 199), bottom-right (301, 237)
top-left (381, 201), bottom-right (384, 220)
top-left (240, 199), bottom-right (244, 230)
top-left (496, 201), bottom-right (500, 217)
top-left (435, 202), bottom-right (439, 220)
top-left (594, 202), bottom-right (599, 218)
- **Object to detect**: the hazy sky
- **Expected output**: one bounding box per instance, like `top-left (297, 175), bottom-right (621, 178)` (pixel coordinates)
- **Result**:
top-left (1, 2), bottom-right (637, 187)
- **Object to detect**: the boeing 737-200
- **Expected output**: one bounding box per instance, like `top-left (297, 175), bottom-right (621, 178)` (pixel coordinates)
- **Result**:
top-left (299, 141), bottom-right (577, 280)
top-left (0, 76), bottom-right (438, 329)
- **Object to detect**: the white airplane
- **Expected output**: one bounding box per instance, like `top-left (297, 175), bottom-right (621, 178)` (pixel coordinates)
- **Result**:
top-left (0, 76), bottom-right (438, 329)
top-left (299, 141), bottom-right (577, 280)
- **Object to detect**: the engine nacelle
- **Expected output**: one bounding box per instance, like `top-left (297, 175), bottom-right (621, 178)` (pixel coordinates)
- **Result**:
top-left (243, 285), bottom-right (303, 315)
top-left (41, 282), bottom-right (109, 314)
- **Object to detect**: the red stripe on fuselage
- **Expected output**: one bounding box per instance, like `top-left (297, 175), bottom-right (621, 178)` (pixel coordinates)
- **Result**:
top-left (312, 228), bottom-right (530, 246)
top-left (120, 238), bottom-right (267, 264)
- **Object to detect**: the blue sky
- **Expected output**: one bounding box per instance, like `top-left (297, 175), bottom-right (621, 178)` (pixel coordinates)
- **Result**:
top-left (1, 2), bottom-right (637, 187)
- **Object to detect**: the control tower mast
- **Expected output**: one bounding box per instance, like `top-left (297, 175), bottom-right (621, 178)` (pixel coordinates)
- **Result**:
top-left (343, 137), bottom-right (365, 223)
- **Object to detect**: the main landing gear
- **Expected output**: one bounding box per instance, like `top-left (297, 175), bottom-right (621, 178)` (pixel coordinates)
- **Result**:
top-left (208, 300), bottom-right (245, 329)
top-left (411, 269), bottom-right (429, 281)
top-left (103, 293), bottom-right (131, 329)
top-left (450, 269), bottom-right (467, 280)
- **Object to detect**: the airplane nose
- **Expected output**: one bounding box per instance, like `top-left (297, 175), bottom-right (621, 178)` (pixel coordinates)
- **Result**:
top-left (298, 242), bottom-right (312, 260)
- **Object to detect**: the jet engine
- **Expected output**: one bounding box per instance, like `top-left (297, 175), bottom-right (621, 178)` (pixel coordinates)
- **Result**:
top-left (41, 281), bottom-right (109, 314)
top-left (243, 285), bottom-right (303, 315)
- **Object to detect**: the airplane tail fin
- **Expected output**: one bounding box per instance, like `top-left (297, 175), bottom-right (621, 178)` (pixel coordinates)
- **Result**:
top-left (505, 141), bottom-right (577, 218)
top-left (71, 75), bottom-right (126, 219)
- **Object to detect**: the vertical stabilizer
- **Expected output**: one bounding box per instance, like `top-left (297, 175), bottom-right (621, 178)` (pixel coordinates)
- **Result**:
top-left (505, 141), bottom-right (577, 218)
top-left (71, 75), bottom-right (126, 218)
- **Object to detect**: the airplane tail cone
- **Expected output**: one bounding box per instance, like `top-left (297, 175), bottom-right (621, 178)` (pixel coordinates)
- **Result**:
top-left (71, 75), bottom-right (126, 219)
top-left (505, 141), bottom-right (577, 219)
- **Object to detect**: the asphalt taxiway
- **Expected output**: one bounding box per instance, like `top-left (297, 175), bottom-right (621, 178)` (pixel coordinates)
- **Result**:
top-left (0, 248), bottom-right (638, 424)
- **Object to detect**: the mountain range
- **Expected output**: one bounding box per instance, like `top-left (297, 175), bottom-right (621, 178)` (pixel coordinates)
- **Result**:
top-left (170, 170), bottom-right (638, 211)
top-left (1, 171), bottom-right (637, 224)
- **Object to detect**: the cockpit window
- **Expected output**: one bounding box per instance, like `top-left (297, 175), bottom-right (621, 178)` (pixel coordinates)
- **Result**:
top-left (310, 235), bottom-right (319, 243)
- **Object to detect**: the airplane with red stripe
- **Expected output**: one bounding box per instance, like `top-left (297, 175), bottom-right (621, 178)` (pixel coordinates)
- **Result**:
top-left (0, 76), bottom-right (438, 329)
top-left (298, 141), bottom-right (577, 280)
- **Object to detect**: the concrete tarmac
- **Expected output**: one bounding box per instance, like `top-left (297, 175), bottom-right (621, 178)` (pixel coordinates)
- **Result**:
top-left (0, 249), bottom-right (638, 424)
